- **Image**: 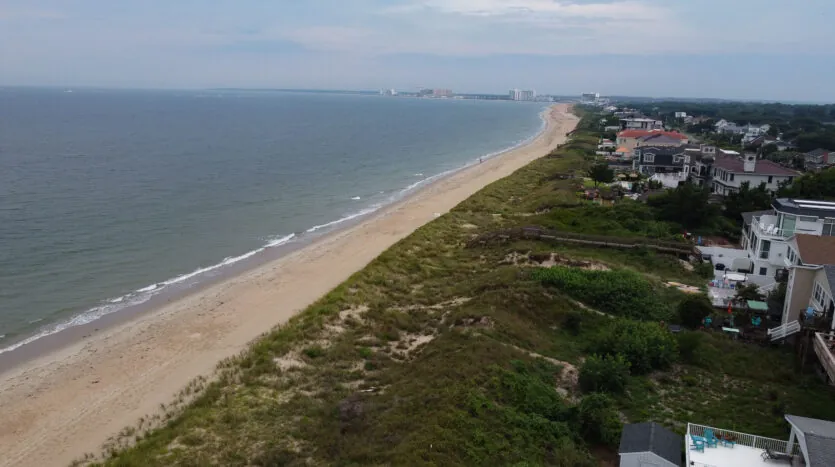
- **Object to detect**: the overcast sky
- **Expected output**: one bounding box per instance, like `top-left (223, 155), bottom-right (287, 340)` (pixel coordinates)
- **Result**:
top-left (2, 0), bottom-right (834, 101)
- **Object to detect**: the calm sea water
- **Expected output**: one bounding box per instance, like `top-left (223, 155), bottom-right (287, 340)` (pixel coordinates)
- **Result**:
top-left (0, 88), bottom-right (545, 352)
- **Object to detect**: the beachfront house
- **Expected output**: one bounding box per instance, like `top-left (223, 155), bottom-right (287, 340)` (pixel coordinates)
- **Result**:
top-left (620, 117), bottom-right (663, 131)
top-left (686, 415), bottom-right (835, 466)
top-left (615, 130), bottom-right (688, 153)
top-left (618, 422), bottom-right (680, 467)
top-left (686, 144), bottom-right (717, 187)
top-left (741, 199), bottom-right (835, 279)
top-left (710, 153), bottom-right (799, 196)
top-left (633, 145), bottom-right (690, 176)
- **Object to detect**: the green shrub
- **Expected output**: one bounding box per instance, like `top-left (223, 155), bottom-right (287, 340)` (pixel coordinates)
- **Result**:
top-left (588, 319), bottom-right (678, 374)
top-left (302, 345), bottom-right (325, 359)
top-left (576, 393), bottom-right (623, 447)
top-left (677, 294), bottom-right (713, 329)
top-left (694, 261), bottom-right (714, 279)
top-left (533, 267), bottom-right (673, 321)
top-left (579, 354), bottom-right (630, 394)
top-left (677, 331), bottom-right (704, 365)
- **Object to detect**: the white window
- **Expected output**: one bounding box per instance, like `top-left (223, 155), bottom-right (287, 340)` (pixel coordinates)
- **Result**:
top-left (814, 282), bottom-right (824, 304)
top-left (644, 154), bottom-right (655, 163)
top-left (823, 219), bottom-right (835, 237)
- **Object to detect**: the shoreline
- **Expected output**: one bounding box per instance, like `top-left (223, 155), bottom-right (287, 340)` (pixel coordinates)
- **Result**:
top-left (0, 103), bottom-right (548, 360)
top-left (0, 104), bottom-right (578, 467)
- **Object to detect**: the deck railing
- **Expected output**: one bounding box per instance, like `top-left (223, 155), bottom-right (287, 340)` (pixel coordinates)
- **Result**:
top-left (814, 332), bottom-right (835, 384)
top-left (687, 423), bottom-right (800, 455)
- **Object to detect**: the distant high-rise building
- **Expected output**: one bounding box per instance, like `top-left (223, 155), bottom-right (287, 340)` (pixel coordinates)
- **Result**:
top-left (509, 89), bottom-right (536, 101)
top-left (581, 93), bottom-right (601, 104)
top-left (432, 89), bottom-right (453, 98)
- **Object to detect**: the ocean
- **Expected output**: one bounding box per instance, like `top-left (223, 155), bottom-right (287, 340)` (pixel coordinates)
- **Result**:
top-left (0, 88), bottom-right (545, 353)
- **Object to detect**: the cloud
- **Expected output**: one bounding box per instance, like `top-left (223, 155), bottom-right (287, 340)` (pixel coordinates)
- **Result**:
top-left (389, 0), bottom-right (666, 20)
top-left (281, 26), bottom-right (373, 52)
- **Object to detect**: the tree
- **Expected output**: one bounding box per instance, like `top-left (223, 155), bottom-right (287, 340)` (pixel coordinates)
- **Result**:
top-left (761, 144), bottom-right (779, 156)
top-left (647, 183), bottom-right (720, 230)
top-left (778, 167), bottom-right (835, 200)
top-left (735, 283), bottom-right (764, 302)
top-left (587, 163), bottom-right (614, 188)
top-left (579, 354), bottom-right (631, 394)
top-left (722, 181), bottom-right (773, 222)
top-left (677, 295), bottom-right (713, 329)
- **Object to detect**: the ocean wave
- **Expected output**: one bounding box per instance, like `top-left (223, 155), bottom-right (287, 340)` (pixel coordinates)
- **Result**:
top-left (351, 196), bottom-right (361, 200)
top-left (306, 206), bottom-right (380, 233)
top-left (0, 232), bottom-right (298, 355)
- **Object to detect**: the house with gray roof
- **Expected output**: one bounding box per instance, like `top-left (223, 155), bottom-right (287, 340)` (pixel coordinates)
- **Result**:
top-left (633, 145), bottom-right (690, 176)
top-left (710, 153), bottom-right (799, 196)
top-left (618, 422), bottom-right (681, 467)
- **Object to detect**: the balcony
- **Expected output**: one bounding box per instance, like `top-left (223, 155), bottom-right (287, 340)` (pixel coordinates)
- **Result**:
top-left (686, 423), bottom-right (802, 467)
top-left (813, 332), bottom-right (835, 384)
top-left (752, 215), bottom-right (794, 238)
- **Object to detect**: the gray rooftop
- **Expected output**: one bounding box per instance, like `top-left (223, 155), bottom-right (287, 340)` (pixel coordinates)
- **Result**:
top-left (786, 415), bottom-right (835, 466)
top-left (741, 210), bottom-right (773, 226)
top-left (619, 422), bottom-right (681, 465)
top-left (773, 198), bottom-right (835, 217)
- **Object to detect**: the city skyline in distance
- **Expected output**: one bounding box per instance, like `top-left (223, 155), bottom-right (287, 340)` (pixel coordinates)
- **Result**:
top-left (3, 1), bottom-right (835, 102)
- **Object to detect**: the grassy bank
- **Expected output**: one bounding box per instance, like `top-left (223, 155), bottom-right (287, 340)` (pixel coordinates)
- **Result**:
top-left (92, 110), bottom-right (835, 466)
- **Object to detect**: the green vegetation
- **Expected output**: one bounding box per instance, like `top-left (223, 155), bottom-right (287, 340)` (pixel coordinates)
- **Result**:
top-left (93, 109), bottom-right (835, 467)
top-left (588, 319), bottom-right (678, 374)
top-left (778, 166), bottom-right (835, 200)
top-left (677, 295), bottom-right (714, 329)
top-left (579, 354), bottom-right (630, 394)
top-left (532, 266), bottom-right (678, 321)
top-left (586, 162), bottom-right (614, 188)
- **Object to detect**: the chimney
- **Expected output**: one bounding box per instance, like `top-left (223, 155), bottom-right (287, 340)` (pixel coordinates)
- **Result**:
top-left (743, 153), bottom-right (757, 173)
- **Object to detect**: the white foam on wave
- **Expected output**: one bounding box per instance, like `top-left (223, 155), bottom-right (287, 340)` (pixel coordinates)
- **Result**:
top-left (306, 206), bottom-right (380, 233)
top-left (0, 232), bottom-right (299, 355)
top-left (351, 196), bottom-right (361, 200)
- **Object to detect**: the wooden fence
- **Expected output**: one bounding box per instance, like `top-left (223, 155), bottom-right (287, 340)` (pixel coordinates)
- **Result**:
top-left (467, 227), bottom-right (697, 256)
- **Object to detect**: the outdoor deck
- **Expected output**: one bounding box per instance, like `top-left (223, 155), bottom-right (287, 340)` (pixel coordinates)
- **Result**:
top-left (686, 423), bottom-right (802, 467)
top-left (813, 331), bottom-right (835, 384)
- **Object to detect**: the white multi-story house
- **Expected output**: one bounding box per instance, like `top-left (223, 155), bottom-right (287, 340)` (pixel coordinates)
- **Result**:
top-left (710, 153), bottom-right (799, 196)
top-left (741, 199), bottom-right (835, 278)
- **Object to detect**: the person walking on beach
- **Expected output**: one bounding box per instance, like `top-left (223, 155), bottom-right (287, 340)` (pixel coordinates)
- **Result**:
top-left (479, 157), bottom-right (483, 164)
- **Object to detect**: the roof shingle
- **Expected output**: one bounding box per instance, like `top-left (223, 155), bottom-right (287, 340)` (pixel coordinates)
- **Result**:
top-left (618, 422), bottom-right (681, 465)
top-left (712, 155), bottom-right (799, 176)
top-left (793, 234), bottom-right (835, 266)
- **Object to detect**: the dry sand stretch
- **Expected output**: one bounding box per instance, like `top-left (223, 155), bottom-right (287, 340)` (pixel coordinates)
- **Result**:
top-left (0, 104), bottom-right (579, 467)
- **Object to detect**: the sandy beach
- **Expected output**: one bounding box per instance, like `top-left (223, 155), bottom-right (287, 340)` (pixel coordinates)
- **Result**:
top-left (0, 104), bottom-right (578, 467)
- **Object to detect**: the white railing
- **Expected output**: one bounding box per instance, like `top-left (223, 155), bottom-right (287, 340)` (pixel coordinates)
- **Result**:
top-left (687, 423), bottom-right (800, 455)
top-left (814, 332), bottom-right (835, 384)
top-left (768, 321), bottom-right (801, 341)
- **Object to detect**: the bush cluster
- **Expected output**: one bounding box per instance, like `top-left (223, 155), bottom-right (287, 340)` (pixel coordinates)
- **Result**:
top-left (533, 267), bottom-right (672, 321)
top-left (587, 319), bottom-right (678, 374)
